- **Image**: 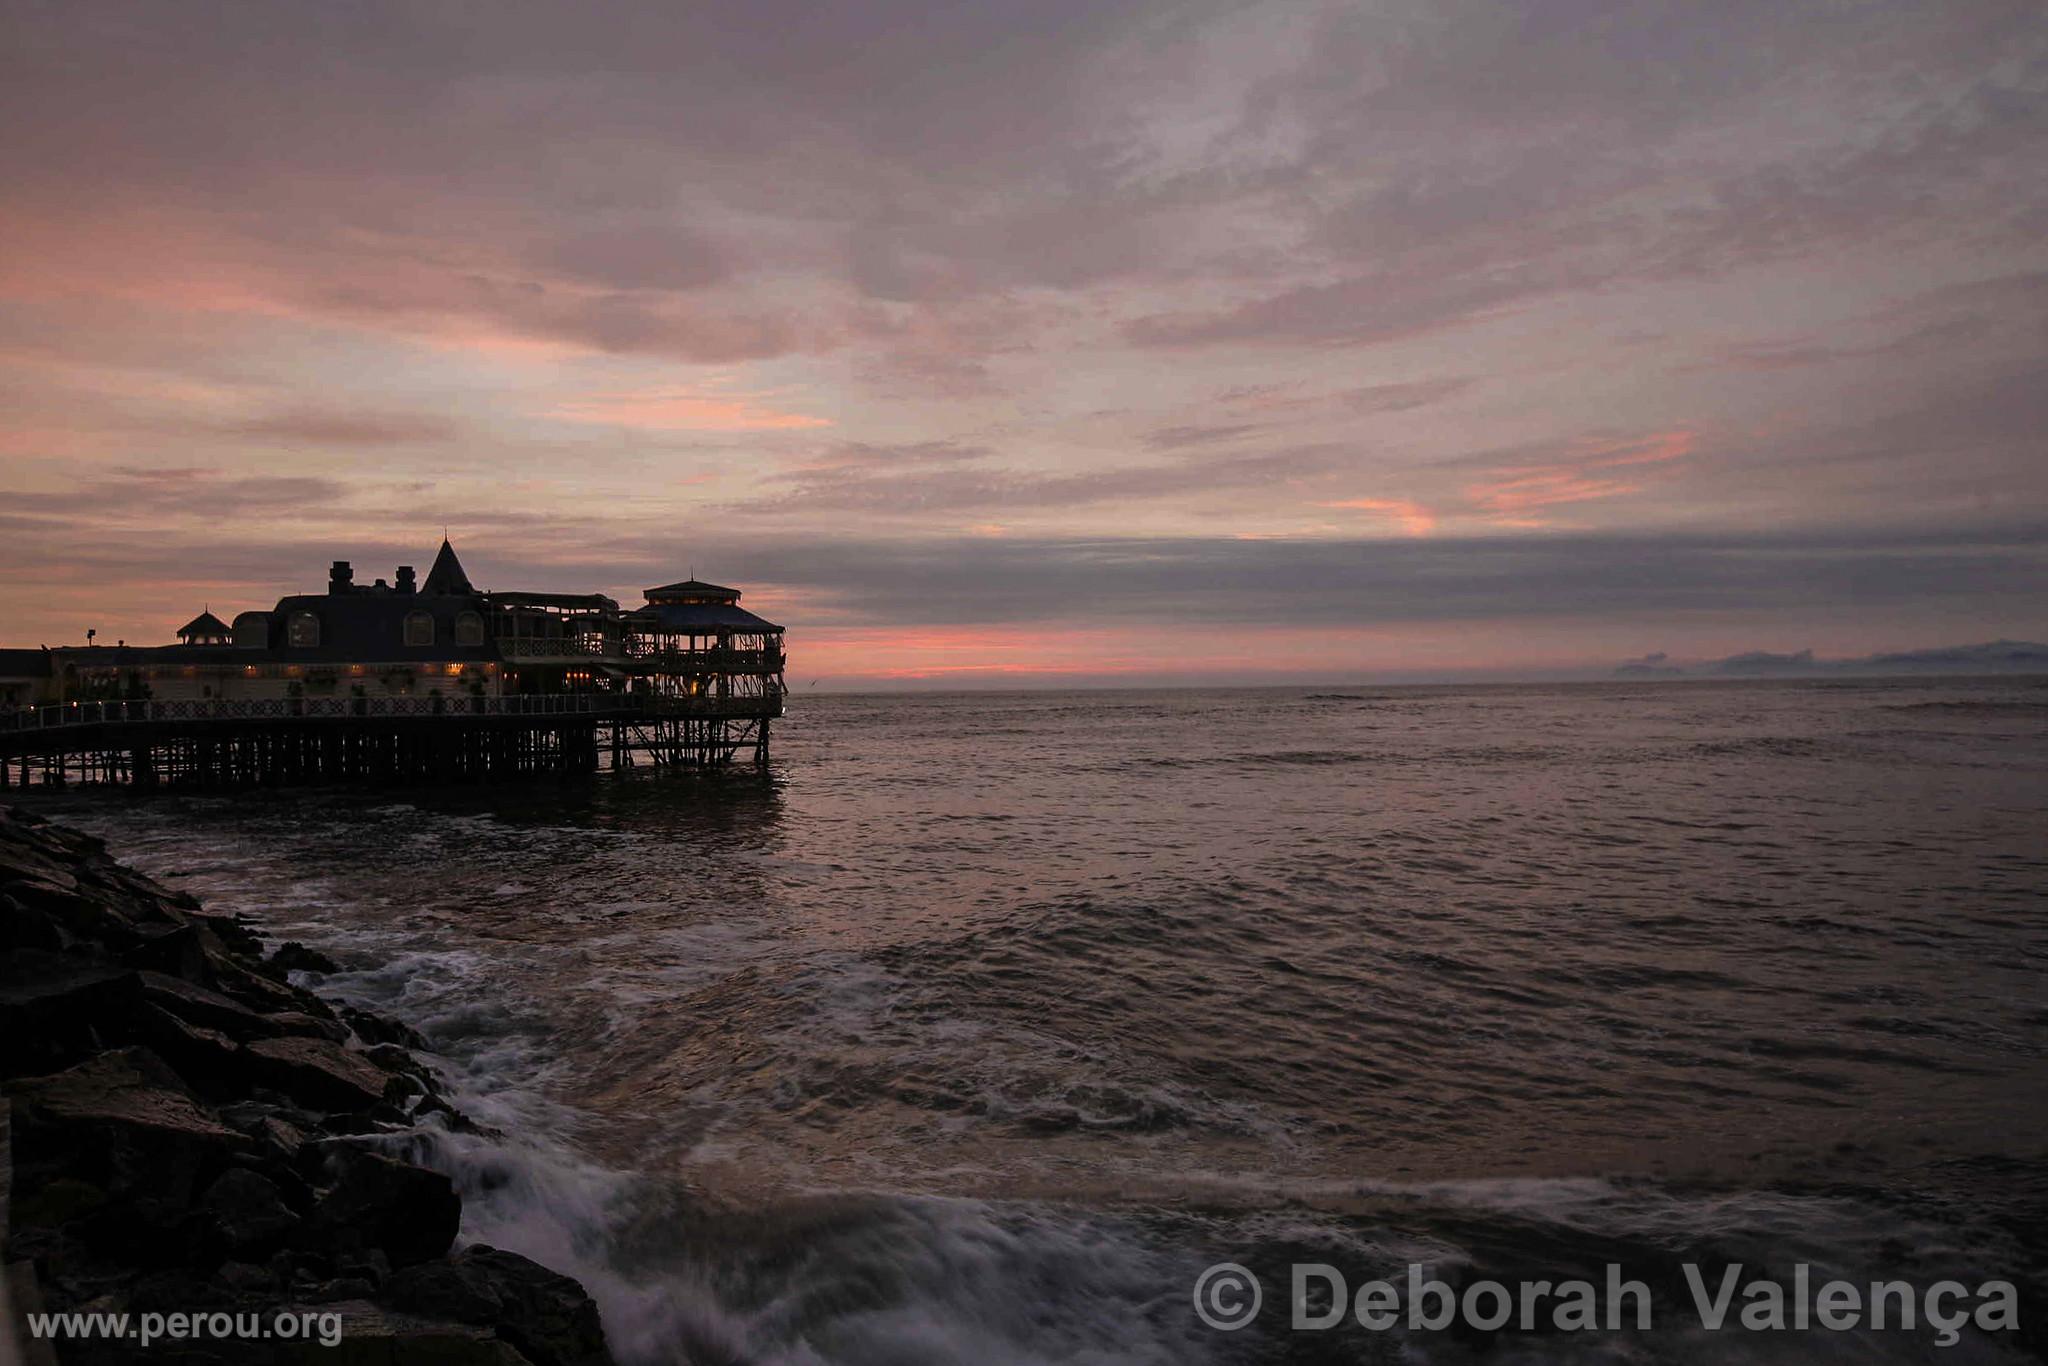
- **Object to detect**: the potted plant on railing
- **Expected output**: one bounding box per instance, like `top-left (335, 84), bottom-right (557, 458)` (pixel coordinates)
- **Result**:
top-left (286, 679), bottom-right (305, 716)
top-left (350, 682), bottom-right (368, 717)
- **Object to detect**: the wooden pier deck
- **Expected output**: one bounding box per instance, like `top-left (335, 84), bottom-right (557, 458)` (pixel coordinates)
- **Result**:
top-left (0, 694), bottom-right (778, 789)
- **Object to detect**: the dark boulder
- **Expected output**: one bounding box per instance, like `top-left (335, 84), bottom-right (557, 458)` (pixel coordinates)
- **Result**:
top-left (245, 1037), bottom-right (394, 1112)
top-left (6, 1047), bottom-right (250, 1272)
top-left (308, 1144), bottom-right (460, 1267)
top-left (385, 1245), bottom-right (611, 1366)
top-left (122, 918), bottom-right (211, 978)
top-left (270, 942), bottom-right (341, 975)
top-left (0, 949), bottom-right (138, 1076)
top-left (138, 971), bottom-right (284, 1041)
top-left (0, 811), bottom-right (618, 1365)
top-left (341, 1005), bottom-right (431, 1052)
top-left (0, 890), bottom-right (69, 952)
top-left (203, 1167), bottom-right (302, 1254)
top-left (133, 1001), bottom-right (246, 1085)
top-left (218, 1102), bottom-right (314, 1164)
top-left (6, 1047), bottom-right (243, 1207)
top-left (188, 909), bottom-right (266, 959)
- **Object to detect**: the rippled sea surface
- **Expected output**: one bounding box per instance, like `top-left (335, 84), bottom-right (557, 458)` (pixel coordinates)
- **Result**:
top-left (29, 677), bottom-right (2048, 1363)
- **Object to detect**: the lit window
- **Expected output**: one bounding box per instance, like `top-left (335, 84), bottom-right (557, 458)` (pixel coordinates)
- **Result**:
top-left (287, 612), bottom-right (320, 648)
top-left (455, 611), bottom-right (485, 646)
top-left (404, 611), bottom-right (436, 647)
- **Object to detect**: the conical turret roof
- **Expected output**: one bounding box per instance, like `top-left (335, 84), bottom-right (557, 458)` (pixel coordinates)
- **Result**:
top-left (421, 538), bottom-right (474, 595)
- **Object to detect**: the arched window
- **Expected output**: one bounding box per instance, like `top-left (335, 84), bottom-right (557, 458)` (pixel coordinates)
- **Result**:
top-left (232, 612), bottom-right (269, 649)
top-left (404, 611), bottom-right (436, 647)
top-left (287, 612), bottom-right (321, 648)
top-left (454, 611), bottom-right (485, 646)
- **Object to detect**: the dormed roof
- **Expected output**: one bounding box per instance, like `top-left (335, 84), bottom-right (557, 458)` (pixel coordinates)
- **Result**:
top-left (645, 578), bottom-right (739, 604)
top-left (264, 593), bottom-right (497, 663)
top-left (177, 611), bottom-right (231, 639)
top-left (421, 538), bottom-right (474, 595)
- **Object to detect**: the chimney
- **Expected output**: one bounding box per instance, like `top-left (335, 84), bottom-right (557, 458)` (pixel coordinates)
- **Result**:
top-left (329, 560), bottom-right (354, 594)
top-left (395, 565), bottom-right (417, 595)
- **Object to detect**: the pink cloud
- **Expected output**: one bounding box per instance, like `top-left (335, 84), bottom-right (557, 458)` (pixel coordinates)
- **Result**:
top-left (1464, 428), bottom-right (1695, 522)
top-left (550, 387), bottom-right (831, 432)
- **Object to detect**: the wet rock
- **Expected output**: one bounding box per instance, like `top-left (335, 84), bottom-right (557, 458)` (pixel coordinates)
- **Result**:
top-left (341, 1005), bottom-right (431, 1052)
top-left (309, 1144), bottom-right (460, 1266)
top-left (216, 1259), bottom-right (278, 1296)
top-left (7, 1047), bottom-right (243, 1206)
top-left (0, 891), bottom-right (69, 952)
top-left (122, 919), bottom-right (211, 978)
top-left (218, 1103), bottom-right (312, 1164)
top-left (0, 950), bottom-right (137, 1076)
top-left (0, 810), bottom-right (617, 1365)
top-left (137, 971), bottom-right (282, 1041)
top-left (134, 1002), bottom-right (246, 1084)
top-left (268, 1011), bottom-right (351, 1043)
top-left (245, 1037), bottom-right (393, 1112)
top-left (0, 834), bottom-right (68, 882)
top-left (300, 1274), bottom-right (381, 1302)
top-left (385, 1245), bottom-right (610, 1366)
top-left (270, 942), bottom-right (340, 976)
top-left (202, 1167), bottom-right (301, 1253)
top-left (366, 1042), bottom-right (432, 1076)
top-left (188, 909), bottom-right (266, 960)
top-left (6, 1049), bottom-right (252, 1274)
top-left (410, 1091), bottom-right (494, 1137)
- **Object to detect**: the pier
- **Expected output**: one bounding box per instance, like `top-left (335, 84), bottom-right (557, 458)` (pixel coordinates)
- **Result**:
top-left (0, 540), bottom-right (785, 789)
top-left (0, 695), bottom-right (776, 788)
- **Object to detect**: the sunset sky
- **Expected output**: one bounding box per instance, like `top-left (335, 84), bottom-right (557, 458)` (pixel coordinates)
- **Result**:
top-left (3, 1), bottom-right (2044, 686)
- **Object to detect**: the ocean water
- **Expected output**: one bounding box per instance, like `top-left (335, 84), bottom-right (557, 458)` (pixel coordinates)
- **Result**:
top-left (28, 677), bottom-right (2048, 1363)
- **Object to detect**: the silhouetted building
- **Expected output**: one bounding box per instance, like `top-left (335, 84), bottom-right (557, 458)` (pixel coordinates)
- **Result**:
top-left (19, 538), bottom-right (785, 712)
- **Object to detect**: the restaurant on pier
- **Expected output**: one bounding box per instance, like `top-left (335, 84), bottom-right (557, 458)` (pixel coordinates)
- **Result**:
top-left (1, 539), bottom-right (786, 786)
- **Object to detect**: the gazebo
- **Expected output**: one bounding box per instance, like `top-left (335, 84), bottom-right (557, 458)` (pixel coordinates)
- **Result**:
top-left (174, 610), bottom-right (232, 647)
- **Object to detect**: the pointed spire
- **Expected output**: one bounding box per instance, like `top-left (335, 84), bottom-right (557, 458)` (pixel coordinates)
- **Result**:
top-left (421, 537), bottom-right (473, 595)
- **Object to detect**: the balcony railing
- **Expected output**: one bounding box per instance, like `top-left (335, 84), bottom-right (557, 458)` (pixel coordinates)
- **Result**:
top-left (630, 648), bottom-right (785, 674)
top-left (497, 637), bottom-right (622, 660)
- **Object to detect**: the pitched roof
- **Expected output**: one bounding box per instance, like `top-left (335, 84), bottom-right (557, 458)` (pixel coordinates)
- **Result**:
top-left (626, 602), bottom-right (782, 633)
top-left (177, 611), bottom-right (231, 639)
top-left (645, 578), bottom-right (739, 602)
top-left (421, 538), bottom-right (474, 595)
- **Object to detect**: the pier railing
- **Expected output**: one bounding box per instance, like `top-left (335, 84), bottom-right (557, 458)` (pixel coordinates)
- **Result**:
top-left (496, 637), bottom-right (622, 661)
top-left (2, 692), bottom-right (780, 733)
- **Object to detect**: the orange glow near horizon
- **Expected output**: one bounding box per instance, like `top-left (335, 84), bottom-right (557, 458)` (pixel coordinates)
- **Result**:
top-left (550, 386), bottom-right (833, 432)
top-left (787, 620), bottom-right (1624, 684)
top-left (1321, 497), bottom-right (1439, 537)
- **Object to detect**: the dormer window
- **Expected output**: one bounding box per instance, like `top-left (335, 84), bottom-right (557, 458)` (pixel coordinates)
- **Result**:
top-left (454, 611), bottom-right (485, 646)
top-left (404, 611), bottom-right (436, 647)
top-left (287, 611), bottom-right (321, 648)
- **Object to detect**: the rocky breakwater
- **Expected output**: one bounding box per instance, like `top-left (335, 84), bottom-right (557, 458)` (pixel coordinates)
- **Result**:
top-left (0, 804), bottom-right (615, 1366)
